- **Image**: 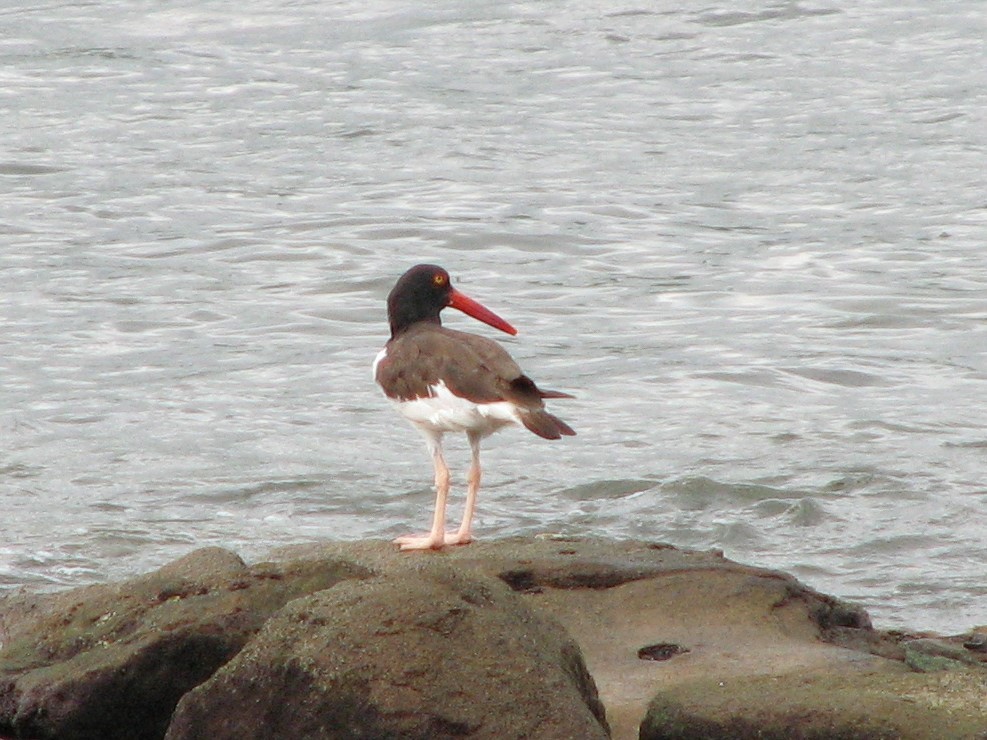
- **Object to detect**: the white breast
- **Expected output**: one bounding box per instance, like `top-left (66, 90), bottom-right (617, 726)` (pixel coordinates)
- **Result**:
top-left (372, 347), bottom-right (387, 381)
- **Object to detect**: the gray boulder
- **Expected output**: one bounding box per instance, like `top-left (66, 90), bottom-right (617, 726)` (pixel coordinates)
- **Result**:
top-left (165, 562), bottom-right (609, 739)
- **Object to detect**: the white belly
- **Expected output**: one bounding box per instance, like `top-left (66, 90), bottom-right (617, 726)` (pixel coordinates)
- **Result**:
top-left (392, 380), bottom-right (520, 437)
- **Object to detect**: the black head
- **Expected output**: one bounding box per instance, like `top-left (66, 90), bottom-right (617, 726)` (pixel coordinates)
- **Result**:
top-left (385, 264), bottom-right (517, 338)
top-left (386, 264), bottom-right (452, 337)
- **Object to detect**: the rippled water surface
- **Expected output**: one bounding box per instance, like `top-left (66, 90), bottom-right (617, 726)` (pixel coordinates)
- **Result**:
top-left (2, 0), bottom-right (985, 633)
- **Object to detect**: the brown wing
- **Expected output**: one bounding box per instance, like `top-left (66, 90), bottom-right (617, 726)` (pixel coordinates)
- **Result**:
top-left (376, 325), bottom-right (575, 439)
top-left (438, 328), bottom-right (527, 404)
top-left (376, 325), bottom-right (520, 402)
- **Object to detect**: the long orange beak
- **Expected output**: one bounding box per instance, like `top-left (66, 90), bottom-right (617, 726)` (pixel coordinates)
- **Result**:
top-left (448, 288), bottom-right (518, 336)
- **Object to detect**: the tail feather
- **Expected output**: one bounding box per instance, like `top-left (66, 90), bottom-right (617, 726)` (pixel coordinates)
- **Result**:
top-left (520, 410), bottom-right (576, 440)
top-left (509, 375), bottom-right (574, 402)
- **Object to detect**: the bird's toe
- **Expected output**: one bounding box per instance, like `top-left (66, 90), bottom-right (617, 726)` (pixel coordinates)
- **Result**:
top-left (393, 533), bottom-right (445, 551)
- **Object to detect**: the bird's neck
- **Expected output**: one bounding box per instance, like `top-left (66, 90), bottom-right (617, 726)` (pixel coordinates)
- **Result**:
top-left (389, 314), bottom-right (442, 340)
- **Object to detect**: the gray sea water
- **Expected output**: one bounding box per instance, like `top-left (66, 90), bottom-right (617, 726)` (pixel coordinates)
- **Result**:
top-left (2, 0), bottom-right (985, 634)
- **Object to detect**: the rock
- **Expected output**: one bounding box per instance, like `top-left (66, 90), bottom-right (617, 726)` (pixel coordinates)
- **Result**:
top-left (165, 562), bottom-right (609, 740)
top-left (638, 668), bottom-right (987, 740)
top-left (294, 536), bottom-right (978, 740)
top-left (904, 637), bottom-right (987, 672)
top-left (2, 537), bottom-right (984, 740)
top-left (0, 547), bottom-right (370, 740)
top-left (279, 537), bottom-right (889, 737)
top-left (963, 630), bottom-right (987, 652)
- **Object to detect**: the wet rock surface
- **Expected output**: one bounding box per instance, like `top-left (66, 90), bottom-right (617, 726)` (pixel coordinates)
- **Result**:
top-left (0, 537), bottom-right (983, 739)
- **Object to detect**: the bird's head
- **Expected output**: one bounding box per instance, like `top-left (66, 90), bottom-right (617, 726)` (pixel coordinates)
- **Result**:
top-left (387, 264), bottom-right (517, 338)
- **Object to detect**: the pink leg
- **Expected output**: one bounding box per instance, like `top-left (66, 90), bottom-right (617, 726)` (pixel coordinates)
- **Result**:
top-left (448, 432), bottom-right (482, 546)
top-left (395, 434), bottom-right (451, 551)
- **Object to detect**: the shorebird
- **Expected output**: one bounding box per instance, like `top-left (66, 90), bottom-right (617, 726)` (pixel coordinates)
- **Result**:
top-left (373, 264), bottom-right (575, 550)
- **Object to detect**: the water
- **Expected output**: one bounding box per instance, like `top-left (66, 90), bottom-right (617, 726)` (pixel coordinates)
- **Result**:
top-left (1, 0), bottom-right (985, 634)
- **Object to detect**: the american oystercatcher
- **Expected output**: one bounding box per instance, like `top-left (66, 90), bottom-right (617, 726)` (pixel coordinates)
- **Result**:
top-left (374, 264), bottom-right (575, 551)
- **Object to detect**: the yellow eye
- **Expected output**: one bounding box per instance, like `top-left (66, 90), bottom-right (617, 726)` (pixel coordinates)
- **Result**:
top-left (433, 273), bottom-right (447, 286)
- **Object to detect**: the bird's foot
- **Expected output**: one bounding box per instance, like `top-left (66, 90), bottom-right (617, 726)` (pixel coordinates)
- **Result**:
top-left (444, 530), bottom-right (473, 546)
top-left (393, 533), bottom-right (444, 551)
top-left (393, 531), bottom-right (473, 551)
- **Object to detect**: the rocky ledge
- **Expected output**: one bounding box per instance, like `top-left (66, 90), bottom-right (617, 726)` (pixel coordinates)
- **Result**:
top-left (0, 537), bottom-right (984, 740)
